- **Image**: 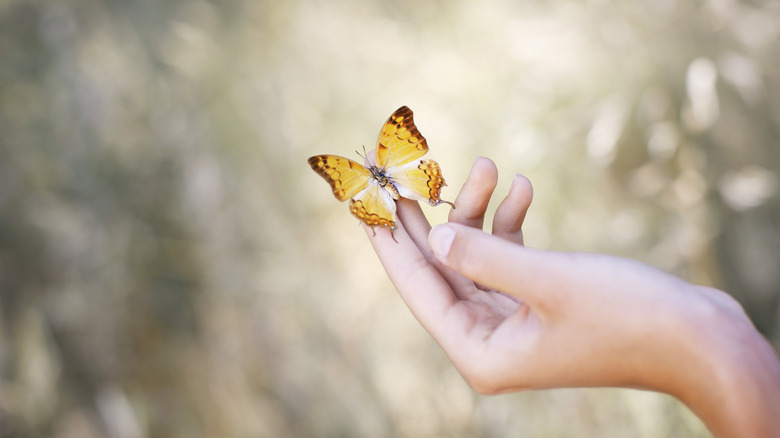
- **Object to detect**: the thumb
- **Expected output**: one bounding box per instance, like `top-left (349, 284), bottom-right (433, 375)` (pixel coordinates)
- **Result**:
top-left (428, 223), bottom-right (570, 309)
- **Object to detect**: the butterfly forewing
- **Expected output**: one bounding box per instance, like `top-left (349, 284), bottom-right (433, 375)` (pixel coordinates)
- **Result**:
top-left (308, 155), bottom-right (371, 201)
top-left (375, 106), bottom-right (429, 170)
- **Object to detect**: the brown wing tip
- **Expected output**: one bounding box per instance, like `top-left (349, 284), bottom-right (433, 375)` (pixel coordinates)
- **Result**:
top-left (391, 106), bottom-right (413, 120)
top-left (308, 155), bottom-right (332, 176)
top-left (308, 155), bottom-right (323, 168)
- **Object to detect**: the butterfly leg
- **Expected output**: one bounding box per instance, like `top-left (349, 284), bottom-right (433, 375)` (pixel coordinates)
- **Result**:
top-left (439, 199), bottom-right (456, 209)
top-left (369, 224), bottom-right (399, 243)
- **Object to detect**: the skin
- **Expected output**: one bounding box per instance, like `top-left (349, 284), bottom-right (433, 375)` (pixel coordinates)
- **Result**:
top-left (364, 157), bottom-right (780, 437)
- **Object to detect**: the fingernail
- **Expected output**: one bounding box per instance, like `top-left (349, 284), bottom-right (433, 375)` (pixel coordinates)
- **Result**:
top-left (429, 224), bottom-right (456, 260)
top-left (511, 173), bottom-right (527, 192)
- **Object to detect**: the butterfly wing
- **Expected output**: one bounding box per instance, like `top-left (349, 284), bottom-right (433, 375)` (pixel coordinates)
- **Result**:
top-left (309, 154), bottom-right (399, 229)
top-left (389, 159), bottom-right (454, 207)
top-left (349, 180), bottom-right (398, 229)
top-left (310, 107), bottom-right (450, 233)
top-left (308, 155), bottom-right (371, 201)
top-left (374, 106), bottom-right (429, 170)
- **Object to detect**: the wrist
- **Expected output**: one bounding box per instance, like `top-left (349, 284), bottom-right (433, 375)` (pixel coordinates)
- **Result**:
top-left (670, 300), bottom-right (780, 437)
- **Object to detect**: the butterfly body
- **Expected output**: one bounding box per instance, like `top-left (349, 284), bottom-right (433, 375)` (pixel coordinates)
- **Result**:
top-left (368, 165), bottom-right (399, 199)
top-left (308, 106), bottom-right (453, 233)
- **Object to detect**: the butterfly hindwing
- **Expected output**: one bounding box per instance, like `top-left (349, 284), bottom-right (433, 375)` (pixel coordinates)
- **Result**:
top-left (349, 180), bottom-right (397, 229)
top-left (388, 159), bottom-right (452, 207)
top-left (374, 106), bottom-right (429, 170)
top-left (308, 155), bottom-right (371, 201)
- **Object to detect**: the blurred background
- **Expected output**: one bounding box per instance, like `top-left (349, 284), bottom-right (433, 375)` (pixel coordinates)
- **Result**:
top-left (1, 0), bottom-right (779, 436)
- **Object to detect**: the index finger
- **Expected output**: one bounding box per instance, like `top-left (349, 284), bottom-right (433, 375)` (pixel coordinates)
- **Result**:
top-left (365, 221), bottom-right (458, 339)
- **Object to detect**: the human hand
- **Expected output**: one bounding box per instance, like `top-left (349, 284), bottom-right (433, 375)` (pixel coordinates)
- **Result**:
top-left (365, 157), bottom-right (780, 438)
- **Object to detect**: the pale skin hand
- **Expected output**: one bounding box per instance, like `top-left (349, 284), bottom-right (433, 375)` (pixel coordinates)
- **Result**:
top-left (365, 157), bottom-right (780, 438)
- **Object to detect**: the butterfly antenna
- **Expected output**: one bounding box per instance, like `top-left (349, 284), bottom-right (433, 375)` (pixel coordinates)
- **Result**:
top-left (356, 145), bottom-right (369, 166)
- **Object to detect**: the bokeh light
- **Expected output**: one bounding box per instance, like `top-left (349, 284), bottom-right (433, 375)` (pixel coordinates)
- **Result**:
top-left (2, 1), bottom-right (779, 437)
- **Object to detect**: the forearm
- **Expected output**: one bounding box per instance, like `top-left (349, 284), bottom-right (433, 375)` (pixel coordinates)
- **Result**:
top-left (672, 311), bottom-right (780, 437)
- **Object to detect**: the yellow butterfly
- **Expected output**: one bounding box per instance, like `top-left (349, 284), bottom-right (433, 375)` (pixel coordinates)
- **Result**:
top-left (308, 106), bottom-right (454, 237)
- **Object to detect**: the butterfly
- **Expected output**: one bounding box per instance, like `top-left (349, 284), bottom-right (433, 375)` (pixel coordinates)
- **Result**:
top-left (308, 106), bottom-right (454, 238)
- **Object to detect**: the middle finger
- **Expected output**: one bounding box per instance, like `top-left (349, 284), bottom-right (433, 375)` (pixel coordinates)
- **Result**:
top-left (448, 157), bottom-right (499, 229)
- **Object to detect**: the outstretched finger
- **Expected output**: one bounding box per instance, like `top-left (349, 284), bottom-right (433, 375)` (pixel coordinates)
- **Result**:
top-left (396, 198), bottom-right (479, 298)
top-left (365, 220), bottom-right (458, 340)
top-left (395, 198), bottom-right (433, 256)
top-left (448, 157), bottom-right (498, 230)
top-left (492, 174), bottom-right (533, 245)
